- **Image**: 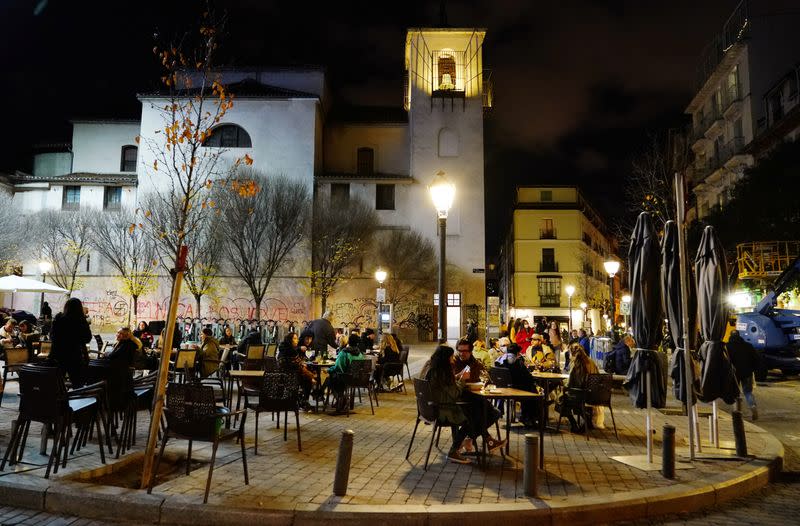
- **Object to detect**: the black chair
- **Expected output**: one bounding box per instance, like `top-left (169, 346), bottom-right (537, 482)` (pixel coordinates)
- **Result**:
top-left (401, 345), bottom-right (411, 378)
top-left (346, 359), bottom-right (377, 415)
top-left (1, 365), bottom-right (106, 477)
top-left (147, 382), bottom-right (248, 503)
top-left (583, 373), bottom-right (618, 438)
top-left (1, 347), bottom-right (29, 407)
top-left (265, 343), bottom-right (278, 358)
top-left (86, 359), bottom-right (136, 458)
top-left (405, 378), bottom-right (464, 471)
top-left (380, 361), bottom-right (406, 394)
top-left (489, 367), bottom-right (515, 421)
top-left (245, 372), bottom-right (301, 453)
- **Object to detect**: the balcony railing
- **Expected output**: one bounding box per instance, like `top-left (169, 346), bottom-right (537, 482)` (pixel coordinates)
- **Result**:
top-left (540, 296), bottom-right (561, 308)
top-left (724, 83), bottom-right (741, 110)
top-left (695, 0), bottom-right (749, 91)
top-left (540, 262), bottom-right (559, 273)
top-left (540, 228), bottom-right (557, 239)
top-left (719, 136), bottom-right (745, 164)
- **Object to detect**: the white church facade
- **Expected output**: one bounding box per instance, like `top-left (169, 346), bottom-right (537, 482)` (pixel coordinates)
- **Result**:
top-left (3, 28), bottom-right (490, 342)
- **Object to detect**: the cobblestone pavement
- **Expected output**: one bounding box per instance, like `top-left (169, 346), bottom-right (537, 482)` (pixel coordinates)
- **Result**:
top-left (0, 354), bottom-right (785, 523)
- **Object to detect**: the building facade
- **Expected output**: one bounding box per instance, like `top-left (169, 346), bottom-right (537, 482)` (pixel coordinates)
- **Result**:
top-left (685, 0), bottom-right (800, 220)
top-left (497, 186), bottom-right (615, 332)
top-left (2, 27), bottom-right (491, 342)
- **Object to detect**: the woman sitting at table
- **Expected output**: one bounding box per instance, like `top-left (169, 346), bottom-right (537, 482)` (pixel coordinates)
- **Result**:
top-left (426, 345), bottom-right (506, 464)
top-left (326, 335), bottom-right (366, 412)
top-left (558, 343), bottom-right (599, 433)
top-left (371, 333), bottom-right (400, 389)
top-left (219, 326), bottom-right (236, 346)
top-left (277, 332), bottom-right (315, 410)
top-left (133, 321), bottom-right (153, 349)
top-left (495, 343), bottom-right (540, 428)
top-left (198, 328), bottom-right (221, 378)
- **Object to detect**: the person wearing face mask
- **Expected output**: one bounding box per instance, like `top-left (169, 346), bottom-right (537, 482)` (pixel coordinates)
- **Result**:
top-left (515, 319), bottom-right (534, 355)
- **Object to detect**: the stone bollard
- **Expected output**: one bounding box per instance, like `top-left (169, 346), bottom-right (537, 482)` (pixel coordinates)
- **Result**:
top-left (662, 424), bottom-right (676, 479)
top-left (732, 410), bottom-right (748, 457)
top-left (524, 434), bottom-right (539, 497)
top-left (333, 429), bottom-right (354, 496)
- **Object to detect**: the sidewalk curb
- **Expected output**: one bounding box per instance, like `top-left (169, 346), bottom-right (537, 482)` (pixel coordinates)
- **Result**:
top-left (0, 417), bottom-right (784, 524)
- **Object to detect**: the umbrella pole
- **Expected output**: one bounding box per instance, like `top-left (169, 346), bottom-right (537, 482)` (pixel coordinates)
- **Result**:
top-left (674, 171), bottom-right (695, 460)
top-left (712, 401), bottom-right (720, 448)
top-left (646, 365), bottom-right (653, 463)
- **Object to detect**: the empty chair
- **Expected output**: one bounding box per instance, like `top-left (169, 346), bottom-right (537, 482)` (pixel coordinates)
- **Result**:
top-left (1, 348), bottom-right (29, 407)
top-left (346, 359), bottom-right (377, 415)
top-left (246, 371), bottom-right (301, 453)
top-left (147, 382), bottom-right (248, 503)
top-left (265, 343), bottom-right (278, 358)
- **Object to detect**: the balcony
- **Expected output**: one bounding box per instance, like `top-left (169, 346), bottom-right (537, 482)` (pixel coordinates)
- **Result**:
top-left (720, 136), bottom-right (748, 168)
top-left (540, 228), bottom-right (557, 240)
top-left (703, 109), bottom-right (725, 139)
top-left (690, 126), bottom-right (709, 152)
top-left (540, 296), bottom-right (561, 308)
top-left (539, 262), bottom-right (559, 273)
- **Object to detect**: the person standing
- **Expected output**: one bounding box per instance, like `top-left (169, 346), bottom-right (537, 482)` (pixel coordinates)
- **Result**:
top-left (726, 330), bottom-right (760, 420)
top-left (307, 311), bottom-right (337, 359)
top-left (49, 298), bottom-right (92, 387)
top-left (40, 301), bottom-right (52, 320)
top-left (515, 319), bottom-right (534, 355)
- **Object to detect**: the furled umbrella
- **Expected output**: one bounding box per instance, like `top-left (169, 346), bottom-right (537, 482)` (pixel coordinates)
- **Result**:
top-left (695, 225), bottom-right (739, 406)
top-left (623, 212), bottom-right (666, 462)
top-left (662, 220), bottom-right (697, 404)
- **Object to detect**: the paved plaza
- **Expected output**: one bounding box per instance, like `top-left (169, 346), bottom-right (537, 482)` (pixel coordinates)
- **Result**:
top-left (0, 353), bottom-right (783, 524)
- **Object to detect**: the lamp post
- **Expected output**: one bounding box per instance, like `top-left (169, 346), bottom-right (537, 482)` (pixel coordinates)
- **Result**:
top-left (621, 293), bottom-right (631, 333)
top-left (38, 260), bottom-right (52, 317)
top-left (565, 285), bottom-right (575, 334)
top-left (429, 170), bottom-right (455, 342)
top-left (603, 260), bottom-right (620, 330)
top-left (375, 269), bottom-right (387, 336)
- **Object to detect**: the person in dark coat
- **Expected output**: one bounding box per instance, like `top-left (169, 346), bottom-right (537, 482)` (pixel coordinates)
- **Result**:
top-left (495, 343), bottom-right (539, 427)
top-left (726, 330), bottom-right (759, 420)
top-left (105, 327), bottom-right (138, 368)
top-left (358, 328), bottom-right (376, 354)
top-left (306, 311), bottom-right (337, 358)
top-left (49, 297), bottom-right (92, 387)
top-left (465, 319), bottom-right (478, 344)
top-left (40, 301), bottom-right (52, 320)
top-left (605, 335), bottom-right (633, 375)
top-left (236, 327), bottom-right (262, 358)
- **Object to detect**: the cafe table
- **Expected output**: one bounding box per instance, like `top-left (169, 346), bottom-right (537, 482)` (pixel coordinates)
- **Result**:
top-left (466, 384), bottom-right (545, 468)
top-left (531, 371), bottom-right (569, 429)
top-left (305, 360), bottom-right (336, 412)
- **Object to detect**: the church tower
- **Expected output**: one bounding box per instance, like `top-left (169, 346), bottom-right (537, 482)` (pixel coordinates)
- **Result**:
top-left (404, 28), bottom-right (489, 338)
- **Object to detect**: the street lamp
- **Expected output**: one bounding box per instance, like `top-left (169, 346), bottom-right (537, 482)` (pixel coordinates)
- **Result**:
top-left (565, 285), bottom-right (575, 334)
top-left (38, 260), bottom-right (52, 318)
top-left (375, 269), bottom-right (387, 336)
top-left (429, 170), bottom-right (455, 342)
top-left (621, 293), bottom-right (632, 333)
top-left (604, 260), bottom-right (620, 330)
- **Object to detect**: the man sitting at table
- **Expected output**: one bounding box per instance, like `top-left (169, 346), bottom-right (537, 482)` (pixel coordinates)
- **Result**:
top-left (358, 328), bottom-right (376, 354)
top-left (529, 334), bottom-right (557, 371)
top-left (452, 339), bottom-right (485, 383)
top-left (17, 320), bottom-right (40, 360)
top-left (0, 318), bottom-right (18, 347)
top-left (235, 327), bottom-right (262, 365)
top-left (105, 327), bottom-right (138, 367)
top-left (496, 343), bottom-right (540, 428)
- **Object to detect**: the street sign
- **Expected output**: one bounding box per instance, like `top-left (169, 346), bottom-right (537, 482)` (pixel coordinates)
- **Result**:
top-left (376, 288), bottom-right (386, 302)
top-left (472, 268), bottom-right (485, 274)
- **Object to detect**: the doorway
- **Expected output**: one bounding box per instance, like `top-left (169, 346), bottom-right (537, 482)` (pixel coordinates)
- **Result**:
top-left (446, 292), bottom-right (461, 341)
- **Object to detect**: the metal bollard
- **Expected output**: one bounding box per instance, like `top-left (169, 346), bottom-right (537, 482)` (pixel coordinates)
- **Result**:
top-left (662, 424), bottom-right (676, 479)
top-left (732, 410), bottom-right (748, 457)
top-left (523, 434), bottom-right (539, 497)
top-left (333, 429), bottom-right (354, 496)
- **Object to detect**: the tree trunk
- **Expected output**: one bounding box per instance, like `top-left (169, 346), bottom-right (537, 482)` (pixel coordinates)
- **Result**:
top-left (133, 295), bottom-right (139, 323)
top-left (195, 295), bottom-right (202, 319)
top-left (321, 294), bottom-right (328, 314)
top-left (253, 296), bottom-right (262, 321)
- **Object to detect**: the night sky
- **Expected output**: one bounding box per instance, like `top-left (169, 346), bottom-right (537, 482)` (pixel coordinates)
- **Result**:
top-left (1, 0), bottom-right (743, 257)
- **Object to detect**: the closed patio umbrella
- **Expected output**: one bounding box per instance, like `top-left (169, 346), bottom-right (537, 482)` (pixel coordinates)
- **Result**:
top-left (623, 212), bottom-right (666, 462)
top-left (695, 226), bottom-right (739, 406)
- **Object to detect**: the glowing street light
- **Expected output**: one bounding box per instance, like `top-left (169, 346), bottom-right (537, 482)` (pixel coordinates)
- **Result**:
top-left (604, 260), bottom-right (621, 329)
top-left (429, 170), bottom-right (455, 342)
top-left (375, 268), bottom-right (387, 336)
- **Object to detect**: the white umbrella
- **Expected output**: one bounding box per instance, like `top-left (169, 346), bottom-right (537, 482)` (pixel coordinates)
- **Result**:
top-left (0, 275), bottom-right (68, 293)
top-left (0, 275), bottom-right (68, 309)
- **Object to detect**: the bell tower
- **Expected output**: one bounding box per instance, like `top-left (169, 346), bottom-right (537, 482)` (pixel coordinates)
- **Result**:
top-left (404, 28), bottom-right (489, 337)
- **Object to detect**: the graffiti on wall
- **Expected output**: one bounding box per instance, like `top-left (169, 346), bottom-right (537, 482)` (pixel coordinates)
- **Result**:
top-left (330, 297), bottom-right (434, 332)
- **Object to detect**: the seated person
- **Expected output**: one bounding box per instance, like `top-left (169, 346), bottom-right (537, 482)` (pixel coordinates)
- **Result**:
top-left (372, 333), bottom-right (401, 388)
top-left (529, 334), bottom-right (557, 371)
top-left (105, 327), bottom-right (138, 368)
top-left (358, 328), bottom-right (376, 354)
top-left (452, 339), bottom-right (485, 383)
top-left (298, 329), bottom-right (315, 359)
top-left (326, 335), bottom-right (366, 411)
top-left (559, 343), bottom-right (599, 433)
top-left (606, 334), bottom-right (633, 375)
top-left (133, 321), bottom-right (153, 349)
top-left (235, 327), bottom-right (262, 364)
top-left (425, 345), bottom-right (505, 464)
top-left (17, 320), bottom-right (40, 360)
top-left (277, 332), bottom-right (315, 410)
top-left (198, 328), bottom-right (221, 378)
top-left (219, 326), bottom-right (237, 346)
top-left (0, 318), bottom-right (19, 347)
top-left (471, 339), bottom-right (494, 370)
top-left (495, 343), bottom-right (539, 427)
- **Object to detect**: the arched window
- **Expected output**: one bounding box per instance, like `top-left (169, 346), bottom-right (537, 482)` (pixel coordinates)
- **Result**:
top-left (120, 145), bottom-right (138, 172)
top-left (438, 54), bottom-right (456, 90)
top-left (203, 124), bottom-right (252, 148)
top-left (357, 147), bottom-right (374, 176)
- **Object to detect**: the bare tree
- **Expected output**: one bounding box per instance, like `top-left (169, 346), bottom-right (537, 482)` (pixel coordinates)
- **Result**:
top-left (375, 229), bottom-right (436, 305)
top-left (217, 172), bottom-right (310, 319)
top-left (88, 210), bottom-right (159, 324)
top-left (0, 193), bottom-right (22, 274)
top-left (310, 196), bottom-right (378, 313)
top-left (35, 210), bottom-right (91, 296)
top-left (575, 246), bottom-right (606, 310)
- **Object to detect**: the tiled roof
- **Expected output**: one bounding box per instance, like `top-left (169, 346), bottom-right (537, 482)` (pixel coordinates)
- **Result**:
top-left (317, 172), bottom-right (413, 182)
top-left (328, 105), bottom-right (408, 124)
top-left (11, 172), bottom-right (138, 186)
top-left (138, 78), bottom-right (317, 100)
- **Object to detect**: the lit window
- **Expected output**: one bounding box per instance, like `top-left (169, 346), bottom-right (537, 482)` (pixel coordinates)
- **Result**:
top-left (203, 124), bottom-right (252, 148)
top-left (538, 277), bottom-right (561, 307)
top-left (62, 186), bottom-right (80, 210)
top-left (375, 184), bottom-right (395, 210)
top-left (120, 146), bottom-right (137, 172)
